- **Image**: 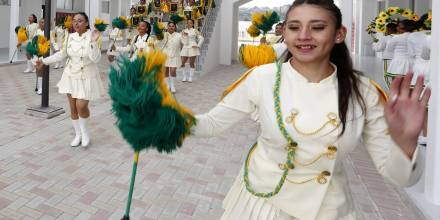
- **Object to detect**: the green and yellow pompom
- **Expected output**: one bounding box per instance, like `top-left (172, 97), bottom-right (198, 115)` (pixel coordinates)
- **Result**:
top-left (112, 16), bottom-right (129, 30)
top-left (15, 26), bottom-right (27, 44)
top-left (94, 18), bottom-right (109, 32)
top-left (26, 35), bottom-right (50, 57)
top-left (109, 50), bottom-right (196, 153)
top-left (247, 24), bottom-right (261, 38)
top-left (170, 13), bottom-right (185, 24)
top-left (251, 11), bottom-right (280, 35)
top-left (153, 22), bottom-right (166, 40)
top-left (239, 44), bottom-right (277, 69)
top-left (64, 16), bottom-right (72, 29)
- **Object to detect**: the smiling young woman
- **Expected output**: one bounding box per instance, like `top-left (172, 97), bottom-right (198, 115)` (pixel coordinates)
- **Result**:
top-left (184, 0), bottom-right (431, 219)
top-left (36, 12), bottom-right (104, 148)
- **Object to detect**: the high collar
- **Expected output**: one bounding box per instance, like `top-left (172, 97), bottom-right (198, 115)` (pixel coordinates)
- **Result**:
top-left (283, 59), bottom-right (338, 85)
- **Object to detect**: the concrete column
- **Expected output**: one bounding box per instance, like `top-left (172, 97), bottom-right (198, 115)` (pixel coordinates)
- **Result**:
top-left (339, 0), bottom-right (353, 52)
top-left (219, 0), bottom-right (233, 65)
top-left (85, 0), bottom-right (100, 26)
top-left (9, 0), bottom-right (20, 62)
top-left (425, 0), bottom-right (440, 205)
top-left (354, 0), bottom-right (377, 56)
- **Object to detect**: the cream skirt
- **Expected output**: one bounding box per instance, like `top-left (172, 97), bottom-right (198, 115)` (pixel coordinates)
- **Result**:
top-left (57, 72), bottom-right (105, 101)
top-left (165, 56), bottom-right (182, 68)
top-left (180, 47), bottom-right (200, 57)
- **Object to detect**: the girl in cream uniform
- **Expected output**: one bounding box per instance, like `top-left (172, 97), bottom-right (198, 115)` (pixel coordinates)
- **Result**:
top-left (408, 14), bottom-right (431, 85)
top-left (180, 19), bottom-right (204, 82)
top-left (385, 20), bottom-right (415, 75)
top-left (113, 20), bottom-right (152, 61)
top-left (189, 1), bottom-right (428, 220)
top-left (162, 22), bottom-right (182, 93)
top-left (19, 14), bottom-right (39, 73)
top-left (36, 12), bottom-right (104, 148)
top-left (33, 18), bottom-right (46, 95)
top-left (51, 20), bottom-right (66, 69)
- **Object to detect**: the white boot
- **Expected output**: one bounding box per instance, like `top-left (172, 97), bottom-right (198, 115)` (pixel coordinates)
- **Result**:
top-left (71, 119), bottom-right (82, 147)
top-left (170, 76), bottom-right (176, 93)
top-left (37, 77), bottom-right (42, 95)
top-left (181, 66), bottom-right (188, 82)
top-left (24, 60), bottom-right (32, 73)
top-left (188, 68), bottom-right (195, 82)
top-left (30, 62), bottom-right (36, 73)
top-left (79, 117), bottom-right (90, 147)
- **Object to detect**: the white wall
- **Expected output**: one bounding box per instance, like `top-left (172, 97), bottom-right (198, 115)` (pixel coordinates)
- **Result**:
top-left (354, 0), bottom-right (377, 56)
top-left (0, 6), bottom-right (11, 48)
top-left (415, 0), bottom-right (431, 16)
top-left (201, 12), bottom-right (222, 73)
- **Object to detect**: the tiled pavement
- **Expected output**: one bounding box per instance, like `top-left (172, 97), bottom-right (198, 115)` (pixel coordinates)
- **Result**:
top-left (0, 57), bottom-right (426, 219)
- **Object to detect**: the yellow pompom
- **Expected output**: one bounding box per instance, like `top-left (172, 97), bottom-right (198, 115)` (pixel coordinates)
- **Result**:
top-left (251, 12), bottom-right (264, 26)
top-left (239, 44), bottom-right (277, 69)
top-left (162, 4), bottom-right (169, 13)
top-left (95, 18), bottom-right (105, 25)
top-left (64, 16), bottom-right (72, 29)
top-left (247, 25), bottom-right (260, 38)
top-left (37, 35), bottom-right (50, 56)
top-left (158, 22), bottom-right (165, 30)
top-left (17, 27), bottom-right (27, 43)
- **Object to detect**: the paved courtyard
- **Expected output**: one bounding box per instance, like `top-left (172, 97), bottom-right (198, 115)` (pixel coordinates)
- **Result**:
top-left (0, 57), bottom-right (426, 219)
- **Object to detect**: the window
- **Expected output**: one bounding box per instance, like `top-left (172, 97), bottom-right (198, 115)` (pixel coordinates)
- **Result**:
top-left (101, 1), bottom-right (110, 14)
top-left (57, 0), bottom-right (74, 10)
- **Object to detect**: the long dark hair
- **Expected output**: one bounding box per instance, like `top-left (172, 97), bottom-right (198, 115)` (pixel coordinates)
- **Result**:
top-left (284, 0), bottom-right (365, 135)
top-left (30, 14), bottom-right (37, 23)
top-left (74, 12), bottom-right (90, 29)
top-left (415, 13), bottom-right (430, 31)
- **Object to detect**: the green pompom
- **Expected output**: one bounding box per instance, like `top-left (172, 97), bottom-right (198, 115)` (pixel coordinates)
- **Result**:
top-left (170, 14), bottom-right (184, 24)
top-left (95, 23), bottom-right (108, 32)
top-left (257, 11), bottom-right (281, 34)
top-left (109, 56), bottom-right (196, 153)
top-left (112, 17), bottom-right (128, 29)
top-left (25, 36), bottom-right (39, 56)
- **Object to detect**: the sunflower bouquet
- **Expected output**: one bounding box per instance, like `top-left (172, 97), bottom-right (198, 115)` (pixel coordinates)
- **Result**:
top-left (374, 7), bottom-right (417, 34)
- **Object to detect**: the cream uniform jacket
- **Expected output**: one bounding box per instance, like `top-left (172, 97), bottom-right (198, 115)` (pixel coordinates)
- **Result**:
top-left (115, 34), bottom-right (151, 60)
top-left (163, 32), bottom-right (182, 58)
top-left (193, 62), bottom-right (422, 220)
top-left (25, 23), bottom-right (39, 45)
top-left (180, 28), bottom-right (204, 56)
top-left (51, 26), bottom-right (66, 51)
top-left (42, 30), bottom-right (101, 79)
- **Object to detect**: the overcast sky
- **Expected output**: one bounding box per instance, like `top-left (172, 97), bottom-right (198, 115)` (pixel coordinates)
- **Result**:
top-left (241, 0), bottom-right (293, 8)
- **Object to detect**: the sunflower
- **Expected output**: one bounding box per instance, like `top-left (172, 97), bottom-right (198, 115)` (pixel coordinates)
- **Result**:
top-left (411, 15), bottom-right (419, 21)
top-left (387, 7), bottom-right (399, 15)
top-left (379, 11), bottom-right (389, 20)
top-left (377, 26), bottom-right (386, 33)
top-left (375, 18), bottom-right (386, 26)
top-left (402, 9), bottom-right (413, 18)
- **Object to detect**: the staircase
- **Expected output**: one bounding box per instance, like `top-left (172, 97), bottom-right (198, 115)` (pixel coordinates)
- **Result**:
top-left (196, 0), bottom-right (222, 72)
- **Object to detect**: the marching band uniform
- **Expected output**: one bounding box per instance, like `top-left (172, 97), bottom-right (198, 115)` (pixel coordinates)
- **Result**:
top-left (372, 34), bottom-right (394, 60)
top-left (115, 32), bottom-right (151, 61)
top-left (384, 32), bottom-right (413, 75)
top-left (408, 31), bottom-right (430, 84)
top-left (162, 31), bottom-right (182, 93)
top-left (41, 30), bottom-right (105, 147)
top-left (51, 25), bottom-right (66, 69)
top-left (192, 61), bottom-right (422, 220)
top-left (23, 22), bottom-right (39, 73)
top-left (180, 27), bottom-right (204, 82)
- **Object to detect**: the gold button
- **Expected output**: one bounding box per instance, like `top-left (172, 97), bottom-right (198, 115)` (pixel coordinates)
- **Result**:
top-left (322, 171), bottom-right (331, 176)
top-left (328, 146), bottom-right (337, 152)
